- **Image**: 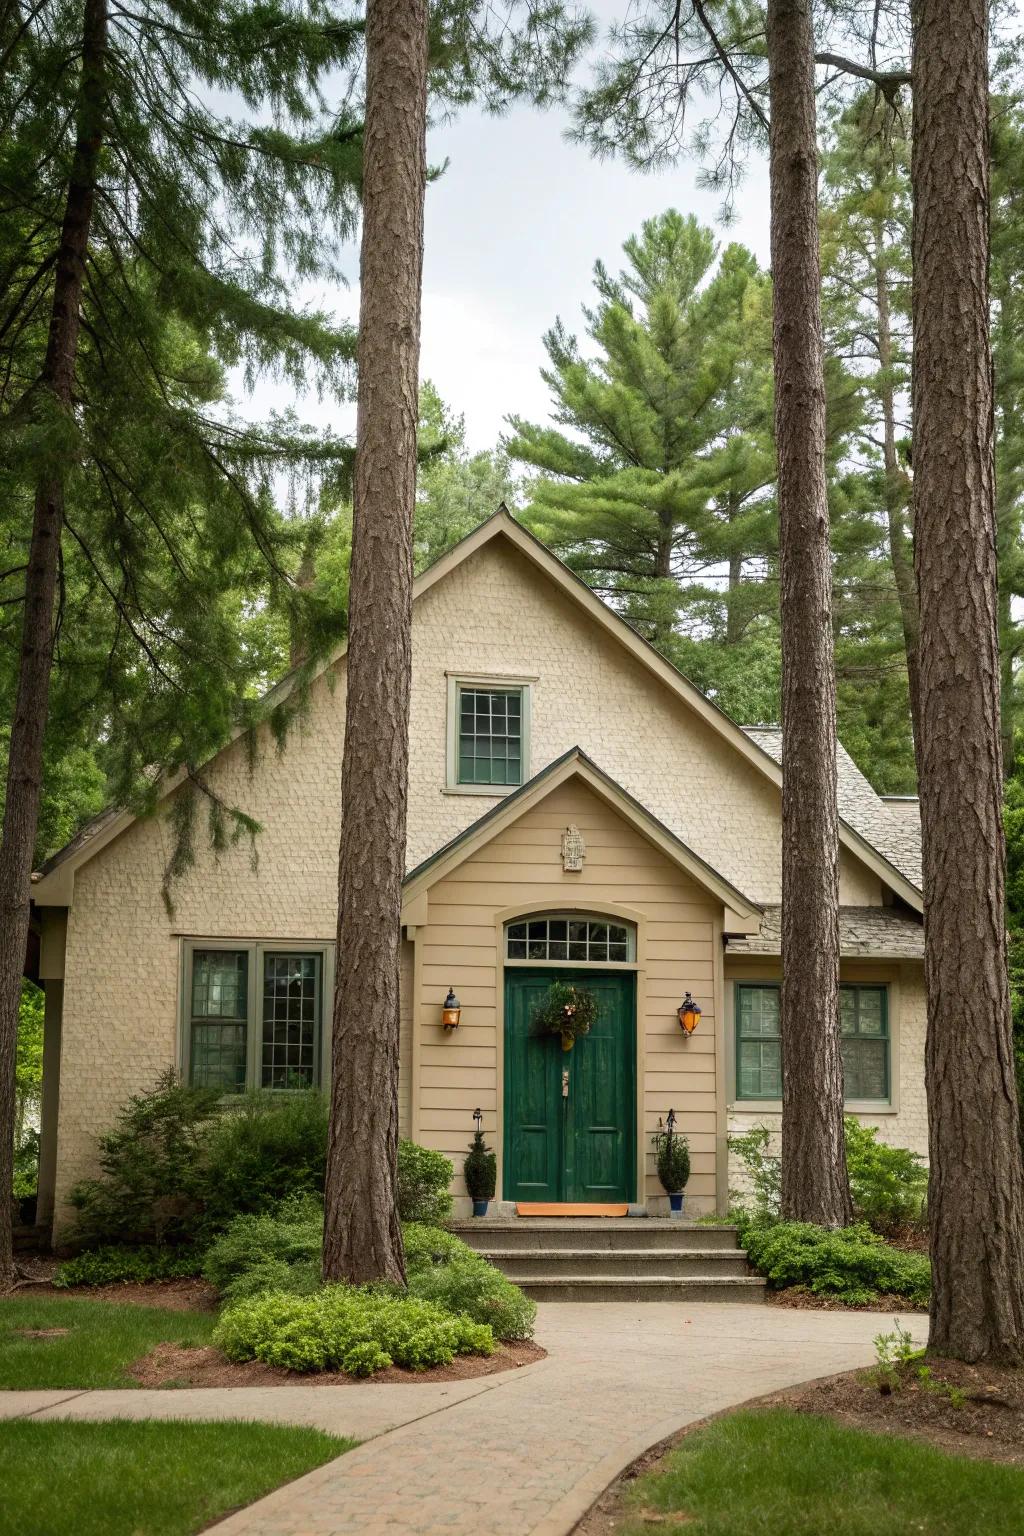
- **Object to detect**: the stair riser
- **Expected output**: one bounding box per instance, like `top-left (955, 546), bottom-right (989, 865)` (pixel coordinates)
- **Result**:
top-left (521, 1280), bottom-right (766, 1303)
top-left (452, 1226), bottom-right (741, 1253)
top-left (486, 1254), bottom-right (751, 1281)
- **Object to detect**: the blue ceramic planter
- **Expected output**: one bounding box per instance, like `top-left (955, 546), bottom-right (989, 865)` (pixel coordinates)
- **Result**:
top-left (668, 1192), bottom-right (684, 1214)
top-left (472, 1199), bottom-right (490, 1217)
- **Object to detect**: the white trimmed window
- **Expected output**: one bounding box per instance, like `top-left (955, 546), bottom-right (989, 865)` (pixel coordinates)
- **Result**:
top-left (446, 675), bottom-right (532, 791)
top-left (183, 942), bottom-right (331, 1093)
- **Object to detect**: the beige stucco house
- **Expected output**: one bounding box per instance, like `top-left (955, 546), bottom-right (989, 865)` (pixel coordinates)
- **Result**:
top-left (29, 510), bottom-right (926, 1238)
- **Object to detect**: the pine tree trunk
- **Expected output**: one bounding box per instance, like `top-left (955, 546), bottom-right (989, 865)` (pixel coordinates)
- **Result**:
top-left (767, 0), bottom-right (852, 1227)
top-left (322, 0), bottom-right (428, 1287)
top-left (912, 0), bottom-right (1024, 1362)
top-left (0, 0), bottom-right (106, 1291)
top-left (875, 237), bottom-right (922, 761)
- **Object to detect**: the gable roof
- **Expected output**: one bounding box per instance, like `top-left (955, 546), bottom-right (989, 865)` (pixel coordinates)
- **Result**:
top-left (32, 508), bottom-right (923, 911)
top-left (400, 746), bottom-right (764, 927)
top-left (743, 728), bottom-right (923, 891)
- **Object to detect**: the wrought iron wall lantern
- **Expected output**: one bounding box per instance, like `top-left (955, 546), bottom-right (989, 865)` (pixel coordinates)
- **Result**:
top-left (677, 991), bottom-right (702, 1036)
top-left (441, 986), bottom-right (462, 1032)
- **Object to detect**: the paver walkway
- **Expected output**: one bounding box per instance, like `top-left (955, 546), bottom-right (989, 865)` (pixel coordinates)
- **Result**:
top-left (2, 1301), bottom-right (925, 1536)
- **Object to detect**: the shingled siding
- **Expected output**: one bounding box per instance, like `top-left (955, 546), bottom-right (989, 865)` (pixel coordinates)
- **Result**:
top-left (723, 959), bottom-right (929, 1202)
top-left (412, 779), bottom-right (722, 1214)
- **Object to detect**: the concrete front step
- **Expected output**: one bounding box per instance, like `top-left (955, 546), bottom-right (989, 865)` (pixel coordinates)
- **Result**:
top-left (474, 1247), bottom-right (752, 1281)
top-left (518, 1275), bottom-right (767, 1303)
top-left (451, 1219), bottom-right (742, 1252)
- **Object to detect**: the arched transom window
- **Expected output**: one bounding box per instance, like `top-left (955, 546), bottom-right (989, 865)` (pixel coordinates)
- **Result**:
top-left (505, 914), bottom-right (636, 964)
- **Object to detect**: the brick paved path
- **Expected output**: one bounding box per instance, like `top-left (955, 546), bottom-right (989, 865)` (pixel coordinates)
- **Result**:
top-left (1, 1302), bottom-right (923, 1535)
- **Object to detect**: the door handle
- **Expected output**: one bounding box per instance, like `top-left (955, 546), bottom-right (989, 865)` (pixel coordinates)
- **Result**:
top-left (562, 1069), bottom-right (569, 1098)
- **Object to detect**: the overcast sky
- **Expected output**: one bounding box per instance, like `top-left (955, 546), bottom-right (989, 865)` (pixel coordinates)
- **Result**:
top-left (244, 2), bottom-right (772, 454)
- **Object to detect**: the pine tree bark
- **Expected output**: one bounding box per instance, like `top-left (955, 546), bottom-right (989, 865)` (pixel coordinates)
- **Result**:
top-left (767, 0), bottom-right (852, 1226)
top-left (0, 0), bottom-right (106, 1291)
top-left (911, 0), bottom-right (1024, 1362)
top-left (322, 0), bottom-right (428, 1287)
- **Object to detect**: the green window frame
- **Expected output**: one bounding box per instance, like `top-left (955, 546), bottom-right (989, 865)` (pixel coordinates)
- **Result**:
top-left (184, 942), bottom-right (328, 1094)
top-left (734, 982), bottom-right (890, 1103)
top-left (457, 684), bottom-right (524, 786)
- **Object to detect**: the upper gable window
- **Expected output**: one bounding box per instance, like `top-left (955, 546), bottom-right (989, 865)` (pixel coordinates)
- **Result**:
top-left (446, 675), bottom-right (532, 792)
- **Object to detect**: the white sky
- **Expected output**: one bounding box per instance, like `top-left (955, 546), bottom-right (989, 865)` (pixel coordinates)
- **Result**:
top-left (242, 3), bottom-right (772, 454)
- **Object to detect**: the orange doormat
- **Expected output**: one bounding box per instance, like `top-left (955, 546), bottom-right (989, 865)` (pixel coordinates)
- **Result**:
top-left (515, 1202), bottom-right (628, 1218)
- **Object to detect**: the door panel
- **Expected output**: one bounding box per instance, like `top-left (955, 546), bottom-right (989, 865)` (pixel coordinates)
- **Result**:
top-left (504, 969), bottom-right (635, 1203)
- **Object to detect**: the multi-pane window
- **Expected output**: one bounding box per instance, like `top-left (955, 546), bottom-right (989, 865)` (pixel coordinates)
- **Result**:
top-left (190, 950), bottom-right (249, 1092)
top-left (840, 986), bottom-right (889, 1100)
top-left (457, 686), bottom-right (523, 786)
top-left (262, 954), bottom-right (321, 1090)
top-left (186, 945), bottom-right (324, 1093)
top-left (506, 915), bottom-right (636, 963)
top-left (735, 983), bottom-right (889, 1102)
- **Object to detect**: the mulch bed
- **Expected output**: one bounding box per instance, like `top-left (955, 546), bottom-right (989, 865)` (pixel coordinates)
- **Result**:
top-left (128, 1338), bottom-right (547, 1388)
top-left (576, 1357), bottom-right (1024, 1536)
top-left (13, 1277), bottom-right (220, 1312)
top-left (766, 1288), bottom-right (927, 1314)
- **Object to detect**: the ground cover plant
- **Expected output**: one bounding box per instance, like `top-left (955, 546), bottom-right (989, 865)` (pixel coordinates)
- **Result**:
top-left (54, 1246), bottom-right (203, 1289)
top-left (1, 1418), bottom-right (352, 1536)
top-left (586, 1409), bottom-right (1024, 1536)
top-left (742, 1220), bottom-right (931, 1307)
top-left (0, 1297), bottom-right (217, 1389)
top-left (214, 1286), bottom-right (495, 1374)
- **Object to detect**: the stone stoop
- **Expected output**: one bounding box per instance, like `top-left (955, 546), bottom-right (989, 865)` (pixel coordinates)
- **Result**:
top-left (450, 1218), bottom-right (766, 1303)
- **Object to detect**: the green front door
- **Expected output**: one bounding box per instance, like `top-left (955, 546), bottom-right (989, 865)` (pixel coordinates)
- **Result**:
top-left (503, 969), bottom-right (636, 1203)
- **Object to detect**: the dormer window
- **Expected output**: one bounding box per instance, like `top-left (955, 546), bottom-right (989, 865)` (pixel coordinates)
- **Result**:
top-left (446, 674), bottom-right (533, 792)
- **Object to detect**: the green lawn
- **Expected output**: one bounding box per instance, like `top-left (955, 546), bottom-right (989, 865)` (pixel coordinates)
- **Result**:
top-left (616, 1410), bottom-right (1024, 1536)
top-left (0, 1419), bottom-right (353, 1536)
top-left (0, 1297), bottom-right (217, 1388)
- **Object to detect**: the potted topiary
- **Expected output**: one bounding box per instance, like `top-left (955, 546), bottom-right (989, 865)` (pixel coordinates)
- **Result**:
top-left (654, 1113), bottom-right (690, 1215)
top-left (464, 1112), bottom-right (497, 1216)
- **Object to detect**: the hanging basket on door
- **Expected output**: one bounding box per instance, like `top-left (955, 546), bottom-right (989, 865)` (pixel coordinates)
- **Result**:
top-left (532, 981), bottom-right (600, 1052)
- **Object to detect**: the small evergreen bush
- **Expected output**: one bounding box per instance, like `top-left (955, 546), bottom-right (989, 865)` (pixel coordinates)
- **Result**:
top-left (214, 1287), bottom-right (495, 1374)
top-left (655, 1131), bottom-right (691, 1195)
top-left (53, 1244), bottom-right (203, 1288)
top-left (844, 1117), bottom-right (927, 1233)
top-left (741, 1220), bottom-right (931, 1307)
top-left (397, 1140), bottom-right (453, 1225)
top-left (67, 1072), bottom-right (220, 1246)
top-left (201, 1093), bottom-right (329, 1229)
top-left (463, 1128), bottom-right (496, 1203)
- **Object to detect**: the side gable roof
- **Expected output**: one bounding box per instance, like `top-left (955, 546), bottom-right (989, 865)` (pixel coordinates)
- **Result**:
top-left (32, 508), bottom-right (923, 911)
top-left (400, 746), bottom-right (764, 928)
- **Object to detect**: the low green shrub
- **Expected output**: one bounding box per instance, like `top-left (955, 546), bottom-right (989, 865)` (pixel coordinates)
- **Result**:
top-left (403, 1224), bottom-right (536, 1340)
top-left (53, 1245), bottom-right (203, 1288)
top-left (408, 1256), bottom-right (536, 1340)
top-left (201, 1185), bottom-right (323, 1296)
top-left (214, 1287), bottom-right (495, 1374)
top-left (844, 1117), bottom-right (927, 1233)
top-left (741, 1220), bottom-right (931, 1306)
top-left (397, 1140), bottom-right (453, 1225)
